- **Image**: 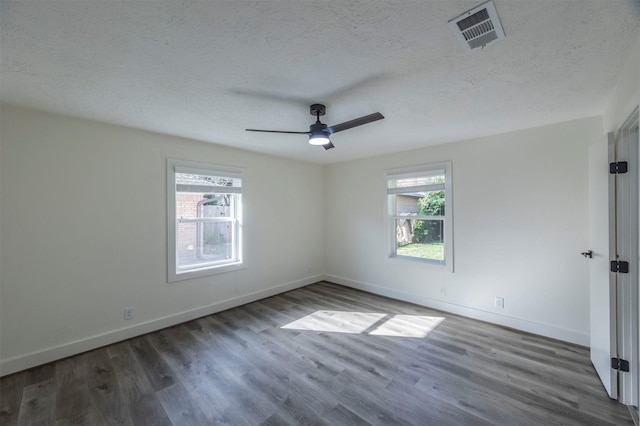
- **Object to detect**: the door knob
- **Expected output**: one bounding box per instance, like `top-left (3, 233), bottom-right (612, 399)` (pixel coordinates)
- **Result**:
top-left (581, 250), bottom-right (593, 258)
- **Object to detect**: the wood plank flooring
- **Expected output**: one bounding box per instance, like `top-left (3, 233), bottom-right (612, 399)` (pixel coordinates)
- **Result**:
top-left (0, 281), bottom-right (634, 425)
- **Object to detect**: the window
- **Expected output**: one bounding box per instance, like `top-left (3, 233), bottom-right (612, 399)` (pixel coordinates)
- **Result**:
top-left (386, 162), bottom-right (453, 270)
top-left (167, 159), bottom-right (243, 282)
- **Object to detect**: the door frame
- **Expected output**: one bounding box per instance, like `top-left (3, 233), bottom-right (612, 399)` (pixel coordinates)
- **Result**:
top-left (614, 107), bottom-right (639, 406)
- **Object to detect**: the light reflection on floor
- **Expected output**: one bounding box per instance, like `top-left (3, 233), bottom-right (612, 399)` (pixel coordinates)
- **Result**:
top-left (281, 310), bottom-right (445, 338)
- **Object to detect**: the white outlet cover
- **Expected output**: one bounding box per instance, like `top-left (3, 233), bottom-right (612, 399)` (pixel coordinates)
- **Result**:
top-left (124, 307), bottom-right (135, 320)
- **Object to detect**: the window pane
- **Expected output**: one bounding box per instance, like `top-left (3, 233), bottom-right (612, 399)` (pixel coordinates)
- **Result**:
top-left (395, 193), bottom-right (423, 216)
top-left (418, 190), bottom-right (445, 216)
top-left (396, 219), bottom-right (444, 261)
top-left (201, 195), bottom-right (232, 218)
top-left (177, 221), bottom-right (235, 269)
top-left (176, 173), bottom-right (241, 192)
top-left (176, 193), bottom-right (234, 219)
top-left (202, 221), bottom-right (235, 259)
top-left (395, 190), bottom-right (444, 216)
top-left (175, 190), bottom-right (237, 270)
top-left (388, 173), bottom-right (444, 189)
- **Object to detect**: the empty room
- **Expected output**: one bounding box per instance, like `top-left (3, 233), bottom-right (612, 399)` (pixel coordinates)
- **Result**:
top-left (1, 0), bottom-right (640, 425)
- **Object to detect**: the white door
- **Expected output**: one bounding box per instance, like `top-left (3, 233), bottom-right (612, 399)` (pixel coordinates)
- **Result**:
top-left (590, 108), bottom-right (640, 405)
top-left (589, 132), bottom-right (617, 399)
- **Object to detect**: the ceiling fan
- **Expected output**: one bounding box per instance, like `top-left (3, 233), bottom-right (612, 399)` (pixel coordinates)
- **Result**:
top-left (246, 104), bottom-right (384, 150)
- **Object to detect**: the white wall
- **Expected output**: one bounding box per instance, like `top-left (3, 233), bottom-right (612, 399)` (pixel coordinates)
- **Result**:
top-left (324, 117), bottom-right (602, 345)
top-left (604, 36), bottom-right (640, 133)
top-left (0, 105), bottom-right (324, 375)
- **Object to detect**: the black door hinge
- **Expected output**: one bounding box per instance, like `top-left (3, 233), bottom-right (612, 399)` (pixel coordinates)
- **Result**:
top-left (612, 357), bottom-right (630, 372)
top-left (610, 261), bottom-right (630, 273)
top-left (610, 161), bottom-right (628, 174)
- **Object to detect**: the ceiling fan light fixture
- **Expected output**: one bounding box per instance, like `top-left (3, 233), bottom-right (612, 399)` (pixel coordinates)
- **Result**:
top-left (308, 132), bottom-right (330, 145)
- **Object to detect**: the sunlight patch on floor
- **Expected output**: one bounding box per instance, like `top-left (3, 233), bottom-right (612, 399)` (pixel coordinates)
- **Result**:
top-left (281, 310), bottom-right (444, 338)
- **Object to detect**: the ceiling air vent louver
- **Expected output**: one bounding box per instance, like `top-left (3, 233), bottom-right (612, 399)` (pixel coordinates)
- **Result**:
top-left (448, 0), bottom-right (505, 51)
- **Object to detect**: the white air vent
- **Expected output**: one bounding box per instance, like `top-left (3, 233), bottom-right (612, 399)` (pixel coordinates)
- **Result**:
top-left (448, 0), bottom-right (505, 51)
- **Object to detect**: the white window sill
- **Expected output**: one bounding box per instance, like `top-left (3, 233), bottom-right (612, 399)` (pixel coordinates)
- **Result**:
top-left (169, 261), bottom-right (246, 283)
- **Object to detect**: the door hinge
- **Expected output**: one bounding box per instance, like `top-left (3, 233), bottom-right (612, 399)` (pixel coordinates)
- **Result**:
top-left (610, 260), bottom-right (630, 273)
top-left (611, 357), bottom-right (630, 372)
top-left (609, 161), bottom-right (628, 174)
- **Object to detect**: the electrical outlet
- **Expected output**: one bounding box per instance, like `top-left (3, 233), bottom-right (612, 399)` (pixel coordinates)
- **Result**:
top-left (494, 297), bottom-right (504, 309)
top-left (440, 287), bottom-right (447, 296)
top-left (124, 307), bottom-right (135, 320)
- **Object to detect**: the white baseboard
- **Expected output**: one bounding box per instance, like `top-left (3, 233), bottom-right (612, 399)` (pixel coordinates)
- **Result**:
top-left (323, 274), bottom-right (589, 346)
top-left (0, 275), bottom-right (321, 376)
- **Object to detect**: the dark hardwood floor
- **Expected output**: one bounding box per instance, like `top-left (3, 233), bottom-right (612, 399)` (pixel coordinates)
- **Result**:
top-left (0, 281), bottom-right (633, 425)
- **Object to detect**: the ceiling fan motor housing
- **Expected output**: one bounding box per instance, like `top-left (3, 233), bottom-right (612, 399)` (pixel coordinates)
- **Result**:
top-left (310, 103), bottom-right (326, 116)
top-left (310, 121), bottom-right (328, 133)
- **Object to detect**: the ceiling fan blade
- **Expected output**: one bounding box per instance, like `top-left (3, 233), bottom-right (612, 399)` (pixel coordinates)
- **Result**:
top-left (322, 141), bottom-right (335, 150)
top-left (245, 129), bottom-right (309, 134)
top-left (326, 112), bottom-right (384, 134)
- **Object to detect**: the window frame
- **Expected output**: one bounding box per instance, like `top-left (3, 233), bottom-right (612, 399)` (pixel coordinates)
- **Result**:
top-left (385, 162), bottom-right (453, 272)
top-left (167, 159), bottom-right (245, 282)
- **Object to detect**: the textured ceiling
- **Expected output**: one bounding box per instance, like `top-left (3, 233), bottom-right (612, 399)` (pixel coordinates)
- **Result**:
top-left (1, 0), bottom-right (639, 164)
